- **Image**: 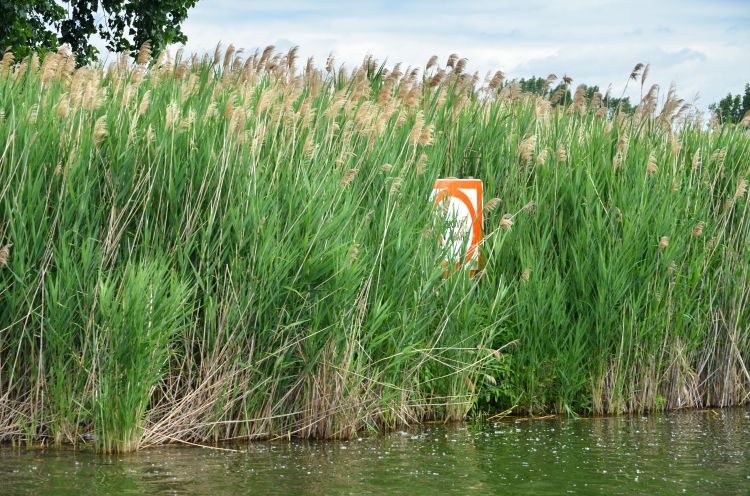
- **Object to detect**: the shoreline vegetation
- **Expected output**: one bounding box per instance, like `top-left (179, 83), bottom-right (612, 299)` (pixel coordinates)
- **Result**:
top-left (0, 44), bottom-right (749, 453)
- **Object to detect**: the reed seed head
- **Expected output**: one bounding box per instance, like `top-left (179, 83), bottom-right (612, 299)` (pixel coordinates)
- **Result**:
top-left (500, 215), bottom-right (513, 231)
top-left (692, 221), bottom-right (704, 237)
top-left (518, 135), bottom-right (536, 163)
top-left (416, 153), bottom-right (428, 176)
top-left (544, 73), bottom-right (558, 88)
top-left (341, 168), bottom-right (359, 187)
top-left (93, 115), bottom-right (108, 145)
top-left (137, 41), bottom-right (152, 65)
top-left (138, 90), bottom-right (151, 116)
top-left (691, 149), bottom-right (701, 171)
top-left (389, 177), bottom-right (403, 194)
top-left (0, 243), bottom-right (11, 267)
top-left (489, 70), bottom-right (504, 90)
top-left (735, 178), bottom-right (747, 199)
top-left (658, 236), bottom-right (669, 251)
top-left (409, 112), bottom-right (425, 146)
top-left (641, 64), bottom-right (650, 86)
top-left (646, 152), bottom-right (657, 176)
top-left (56, 97), bottom-right (70, 118)
top-left (419, 124), bottom-right (434, 146)
top-left (484, 198), bottom-right (501, 214)
top-left (535, 147), bottom-right (548, 166)
top-left (630, 63), bottom-right (644, 80)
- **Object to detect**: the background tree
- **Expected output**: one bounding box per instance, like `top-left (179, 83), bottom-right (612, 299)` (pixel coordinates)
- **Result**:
top-left (0, 0), bottom-right (197, 65)
top-left (0, 1), bottom-right (65, 60)
top-left (709, 84), bottom-right (750, 124)
top-left (510, 76), bottom-right (634, 114)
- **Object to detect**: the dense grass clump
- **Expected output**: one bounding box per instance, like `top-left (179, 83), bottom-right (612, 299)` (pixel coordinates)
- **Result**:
top-left (0, 45), bottom-right (749, 452)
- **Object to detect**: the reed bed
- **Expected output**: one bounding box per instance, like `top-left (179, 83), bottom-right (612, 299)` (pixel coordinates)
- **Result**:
top-left (0, 44), bottom-right (748, 452)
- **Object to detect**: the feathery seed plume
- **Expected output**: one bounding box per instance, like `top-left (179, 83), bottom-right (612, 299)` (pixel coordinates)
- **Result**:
top-left (691, 149), bottom-right (701, 171)
top-left (0, 243), bottom-right (11, 268)
top-left (535, 147), bottom-right (548, 166)
top-left (658, 236), bottom-right (669, 251)
top-left (735, 178), bottom-right (747, 199)
top-left (646, 152), bottom-right (657, 176)
top-left (389, 177), bottom-right (403, 194)
top-left (286, 46), bottom-right (299, 72)
top-left (489, 70), bottom-right (504, 89)
top-left (484, 198), bottom-right (501, 213)
top-left (590, 91), bottom-right (603, 109)
top-left (341, 168), bottom-right (359, 187)
top-left (692, 221), bottom-right (704, 237)
top-left (222, 44), bottom-right (236, 68)
top-left (550, 86), bottom-right (567, 105)
top-left (630, 63), bottom-right (644, 80)
top-left (1, 50), bottom-right (14, 72)
top-left (544, 73), bottom-right (558, 88)
top-left (454, 58), bottom-right (467, 74)
top-left (56, 97), bottom-right (70, 118)
top-left (138, 90), bottom-right (151, 116)
top-left (429, 69), bottom-right (445, 88)
top-left (640, 63), bottom-right (650, 85)
top-left (518, 135), bottom-right (536, 163)
top-left (137, 41), bottom-right (152, 65)
top-left (409, 112), bottom-right (425, 145)
top-left (93, 115), bottom-right (108, 145)
top-left (499, 215), bottom-right (513, 231)
top-left (419, 124), bottom-right (434, 146)
top-left (416, 153), bottom-right (428, 176)
top-left (166, 101), bottom-right (180, 128)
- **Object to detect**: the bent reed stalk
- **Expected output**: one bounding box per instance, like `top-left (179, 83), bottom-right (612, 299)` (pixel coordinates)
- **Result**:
top-left (0, 45), bottom-right (748, 452)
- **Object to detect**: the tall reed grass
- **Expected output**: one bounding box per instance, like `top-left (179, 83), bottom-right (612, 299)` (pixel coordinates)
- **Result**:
top-left (0, 45), bottom-right (748, 452)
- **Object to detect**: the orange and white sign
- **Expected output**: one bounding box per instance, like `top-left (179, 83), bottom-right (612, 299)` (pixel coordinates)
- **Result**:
top-left (432, 178), bottom-right (483, 273)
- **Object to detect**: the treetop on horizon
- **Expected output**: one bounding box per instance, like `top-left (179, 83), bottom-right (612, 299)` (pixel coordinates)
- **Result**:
top-left (0, 0), bottom-right (197, 65)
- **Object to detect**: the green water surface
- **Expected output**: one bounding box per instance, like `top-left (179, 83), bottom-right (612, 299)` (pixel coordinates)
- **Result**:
top-left (1, 408), bottom-right (748, 495)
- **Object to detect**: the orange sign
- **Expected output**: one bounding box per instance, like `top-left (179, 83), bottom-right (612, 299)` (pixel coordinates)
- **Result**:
top-left (432, 178), bottom-right (483, 274)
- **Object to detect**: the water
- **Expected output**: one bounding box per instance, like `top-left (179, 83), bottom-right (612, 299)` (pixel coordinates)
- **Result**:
top-left (1, 409), bottom-right (749, 495)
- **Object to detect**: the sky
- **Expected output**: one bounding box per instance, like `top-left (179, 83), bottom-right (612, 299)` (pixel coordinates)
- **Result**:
top-left (174, 0), bottom-right (750, 109)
